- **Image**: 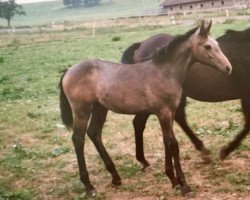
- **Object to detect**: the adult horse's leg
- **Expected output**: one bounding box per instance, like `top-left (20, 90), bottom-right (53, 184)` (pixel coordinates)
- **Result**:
top-left (220, 97), bottom-right (250, 160)
top-left (175, 96), bottom-right (211, 157)
top-left (71, 105), bottom-right (95, 195)
top-left (87, 103), bottom-right (122, 186)
top-left (157, 108), bottom-right (192, 196)
top-left (133, 113), bottom-right (150, 170)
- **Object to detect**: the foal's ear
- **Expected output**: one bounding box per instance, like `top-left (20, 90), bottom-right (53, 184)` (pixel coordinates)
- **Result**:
top-left (205, 20), bottom-right (212, 34)
top-left (200, 20), bottom-right (205, 34)
top-left (194, 20), bottom-right (205, 36)
top-left (196, 20), bottom-right (211, 37)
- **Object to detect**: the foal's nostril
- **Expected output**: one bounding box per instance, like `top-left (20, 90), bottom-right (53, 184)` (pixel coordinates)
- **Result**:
top-left (226, 66), bottom-right (231, 74)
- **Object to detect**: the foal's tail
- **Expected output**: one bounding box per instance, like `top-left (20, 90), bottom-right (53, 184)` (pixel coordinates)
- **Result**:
top-left (59, 69), bottom-right (73, 130)
top-left (120, 42), bottom-right (141, 64)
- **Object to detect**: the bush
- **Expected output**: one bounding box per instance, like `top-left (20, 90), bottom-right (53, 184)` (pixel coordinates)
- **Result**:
top-left (111, 36), bottom-right (121, 41)
top-left (223, 18), bottom-right (236, 24)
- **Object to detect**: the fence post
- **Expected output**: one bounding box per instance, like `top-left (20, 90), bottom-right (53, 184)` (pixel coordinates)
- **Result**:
top-left (171, 16), bottom-right (175, 25)
top-left (92, 22), bottom-right (95, 38)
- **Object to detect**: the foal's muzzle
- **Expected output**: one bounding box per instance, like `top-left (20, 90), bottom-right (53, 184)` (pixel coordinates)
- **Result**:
top-left (219, 65), bottom-right (232, 76)
top-left (225, 65), bottom-right (232, 75)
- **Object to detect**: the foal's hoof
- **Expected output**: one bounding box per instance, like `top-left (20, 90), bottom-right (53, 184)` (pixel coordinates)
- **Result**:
top-left (200, 147), bottom-right (213, 163)
top-left (173, 184), bottom-right (194, 197)
top-left (141, 161), bottom-right (150, 172)
top-left (200, 153), bottom-right (213, 164)
top-left (180, 186), bottom-right (193, 197)
top-left (142, 165), bottom-right (152, 172)
top-left (86, 189), bottom-right (98, 197)
top-left (185, 191), bottom-right (195, 198)
top-left (201, 147), bottom-right (211, 155)
top-left (219, 146), bottom-right (229, 160)
top-left (112, 179), bottom-right (122, 186)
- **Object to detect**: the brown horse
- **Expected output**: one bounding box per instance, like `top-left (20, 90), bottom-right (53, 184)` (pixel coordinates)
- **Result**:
top-left (121, 26), bottom-right (250, 168)
top-left (59, 21), bottom-right (232, 197)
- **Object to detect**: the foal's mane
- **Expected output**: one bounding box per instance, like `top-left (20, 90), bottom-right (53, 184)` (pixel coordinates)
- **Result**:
top-left (152, 26), bottom-right (199, 65)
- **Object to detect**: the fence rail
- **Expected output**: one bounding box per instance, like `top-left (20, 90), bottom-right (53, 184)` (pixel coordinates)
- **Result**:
top-left (0, 4), bottom-right (249, 33)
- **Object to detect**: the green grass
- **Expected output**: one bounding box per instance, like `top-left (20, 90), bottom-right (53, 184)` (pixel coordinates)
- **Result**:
top-left (0, 20), bottom-right (249, 199)
top-left (0, 187), bottom-right (32, 200)
top-left (0, 0), bottom-right (249, 28)
top-left (0, 0), bottom-right (159, 27)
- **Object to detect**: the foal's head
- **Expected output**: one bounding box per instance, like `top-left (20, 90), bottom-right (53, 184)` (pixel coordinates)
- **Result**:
top-left (190, 20), bottom-right (232, 75)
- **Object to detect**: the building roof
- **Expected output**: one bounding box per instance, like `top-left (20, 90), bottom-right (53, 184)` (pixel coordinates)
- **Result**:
top-left (161, 0), bottom-right (207, 7)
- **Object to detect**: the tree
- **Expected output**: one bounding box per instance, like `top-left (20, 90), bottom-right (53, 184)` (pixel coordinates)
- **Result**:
top-left (0, 0), bottom-right (26, 27)
top-left (84, 0), bottom-right (100, 6)
top-left (63, 0), bottom-right (100, 8)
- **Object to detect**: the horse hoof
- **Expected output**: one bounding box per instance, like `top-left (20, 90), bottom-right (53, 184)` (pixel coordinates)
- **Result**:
top-left (201, 153), bottom-right (213, 164)
top-left (219, 145), bottom-right (232, 160)
top-left (185, 191), bottom-right (195, 198)
top-left (112, 179), bottom-right (122, 186)
top-left (86, 189), bottom-right (98, 197)
top-left (219, 147), bottom-right (228, 160)
top-left (180, 185), bottom-right (192, 197)
top-left (201, 147), bottom-right (211, 155)
top-left (142, 165), bottom-right (153, 172)
top-left (173, 184), bottom-right (182, 190)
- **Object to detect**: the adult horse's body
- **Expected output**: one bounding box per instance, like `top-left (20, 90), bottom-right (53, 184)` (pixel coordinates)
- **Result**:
top-left (59, 22), bottom-right (231, 196)
top-left (121, 27), bottom-right (250, 168)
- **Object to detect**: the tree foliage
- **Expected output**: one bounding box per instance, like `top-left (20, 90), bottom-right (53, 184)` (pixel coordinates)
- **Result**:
top-left (0, 0), bottom-right (26, 27)
top-left (63, 0), bottom-right (101, 8)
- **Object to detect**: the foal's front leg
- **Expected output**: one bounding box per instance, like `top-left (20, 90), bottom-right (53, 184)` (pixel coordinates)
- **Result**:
top-left (157, 108), bottom-right (192, 197)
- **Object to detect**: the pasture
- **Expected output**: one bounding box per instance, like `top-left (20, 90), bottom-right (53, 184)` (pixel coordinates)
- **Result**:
top-left (0, 0), bottom-right (249, 28)
top-left (0, 20), bottom-right (250, 199)
top-left (0, 0), bottom-right (159, 27)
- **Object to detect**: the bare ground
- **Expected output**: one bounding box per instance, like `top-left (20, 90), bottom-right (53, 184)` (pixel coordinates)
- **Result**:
top-left (1, 101), bottom-right (249, 200)
top-left (54, 107), bottom-right (249, 200)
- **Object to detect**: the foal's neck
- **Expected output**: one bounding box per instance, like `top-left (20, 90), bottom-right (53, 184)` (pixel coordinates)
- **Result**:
top-left (166, 41), bottom-right (194, 84)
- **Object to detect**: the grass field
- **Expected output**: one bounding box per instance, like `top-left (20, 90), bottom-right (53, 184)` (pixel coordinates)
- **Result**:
top-left (0, 0), bottom-right (160, 27)
top-left (0, 20), bottom-right (250, 199)
top-left (0, 0), bottom-right (249, 28)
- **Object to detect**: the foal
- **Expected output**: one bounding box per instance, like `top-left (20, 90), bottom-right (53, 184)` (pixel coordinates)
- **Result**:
top-left (59, 21), bottom-right (231, 196)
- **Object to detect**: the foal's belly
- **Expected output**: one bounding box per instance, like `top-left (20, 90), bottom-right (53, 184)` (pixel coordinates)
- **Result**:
top-left (184, 63), bottom-right (240, 102)
top-left (98, 94), bottom-right (150, 114)
top-left (97, 84), bottom-right (151, 114)
top-left (96, 78), bottom-right (180, 114)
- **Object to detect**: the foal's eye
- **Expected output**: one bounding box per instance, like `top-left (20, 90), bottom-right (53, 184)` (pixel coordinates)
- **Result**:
top-left (204, 45), bottom-right (212, 50)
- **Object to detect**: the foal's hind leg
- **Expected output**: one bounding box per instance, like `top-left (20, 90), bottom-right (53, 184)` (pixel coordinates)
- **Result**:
top-left (175, 96), bottom-right (211, 159)
top-left (220, 98), bottom-right (250, 160)
top-left (87, 103), bottom-right (122, 186)
top-left (71, 105), bottom-right (96, 195)
top-left (133, 113), bottom-right (150, 171)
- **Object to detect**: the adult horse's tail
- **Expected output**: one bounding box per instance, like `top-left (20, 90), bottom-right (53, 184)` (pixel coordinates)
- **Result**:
top-left (121, 42), bottom-right (141, 64)
top-left (59, 69), bottom-right (73, 130)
